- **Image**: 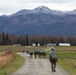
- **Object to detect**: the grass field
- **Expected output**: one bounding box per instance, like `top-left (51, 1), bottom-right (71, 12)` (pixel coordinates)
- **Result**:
top-left (57, 51), bottom-right (76, 75)
top-left (0, 46), bottom-right (76, 75)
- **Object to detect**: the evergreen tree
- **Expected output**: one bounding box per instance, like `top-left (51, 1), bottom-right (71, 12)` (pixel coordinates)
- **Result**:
top-left (2, 32), bottom-right (5, 45)
top-left (26, 35), bottom-right (29, 46)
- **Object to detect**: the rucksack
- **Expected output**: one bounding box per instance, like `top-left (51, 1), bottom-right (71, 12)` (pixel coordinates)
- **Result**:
top-left (49, 51), bottom-right (57, 60)
top-left (51, 53), bottom-right (57, 59)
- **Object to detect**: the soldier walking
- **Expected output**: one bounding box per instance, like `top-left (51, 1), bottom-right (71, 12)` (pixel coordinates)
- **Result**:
top-left (49, 47), bottom-right (58, 72)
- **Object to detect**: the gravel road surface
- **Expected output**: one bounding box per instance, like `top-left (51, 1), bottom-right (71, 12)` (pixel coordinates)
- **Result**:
top-left (10, 52), bottom-right (70, 75)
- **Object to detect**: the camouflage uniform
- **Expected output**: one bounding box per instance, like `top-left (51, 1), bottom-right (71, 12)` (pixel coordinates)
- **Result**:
top-left (29, 50), bottom-right (33, 58)
top-left (43, 50), bottom-right (46, 59)
top-left (34, 50), bottom-right (38, 58)
top-left (49, 48), bottom-right (58, 72)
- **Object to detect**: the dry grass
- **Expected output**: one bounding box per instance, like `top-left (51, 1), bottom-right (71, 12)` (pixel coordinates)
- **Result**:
top-left (0, 51), bottom-right (14, 68)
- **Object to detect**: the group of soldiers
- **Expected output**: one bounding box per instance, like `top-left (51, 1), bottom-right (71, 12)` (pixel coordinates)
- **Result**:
top-left (25, 50), bottom-right (46, 59)
top-left (22, 47), bottom-right (58, 72)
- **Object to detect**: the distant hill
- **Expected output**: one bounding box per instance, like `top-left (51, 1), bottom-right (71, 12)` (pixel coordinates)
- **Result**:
top-left (0, 6), bottom-right (76, 36)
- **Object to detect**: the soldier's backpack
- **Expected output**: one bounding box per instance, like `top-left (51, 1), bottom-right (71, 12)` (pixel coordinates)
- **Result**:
top-left (49, 51), bottom-right (58, 62)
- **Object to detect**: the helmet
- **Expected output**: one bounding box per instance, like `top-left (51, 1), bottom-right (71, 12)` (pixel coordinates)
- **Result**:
top-left (51, 47), bottom-right (54, 50)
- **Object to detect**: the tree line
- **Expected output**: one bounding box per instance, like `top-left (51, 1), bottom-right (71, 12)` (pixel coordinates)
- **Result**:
top-left (0, 32), bottom-right (76, 46)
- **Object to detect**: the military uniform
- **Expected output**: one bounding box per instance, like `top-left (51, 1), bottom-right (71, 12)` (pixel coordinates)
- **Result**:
top-left (49, 48), bottom-right (58, 72)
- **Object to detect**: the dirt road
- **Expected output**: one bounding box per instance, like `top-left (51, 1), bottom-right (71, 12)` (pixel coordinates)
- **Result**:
top-left (10, 52), bottom-right (70, 75)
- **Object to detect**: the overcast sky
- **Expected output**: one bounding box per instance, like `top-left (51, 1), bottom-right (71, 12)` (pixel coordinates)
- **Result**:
top-left (0, 0), bottom-right (76, 15)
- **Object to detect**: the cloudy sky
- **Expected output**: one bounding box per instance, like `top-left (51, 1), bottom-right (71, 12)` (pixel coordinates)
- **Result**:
top-left (0, 0), bottom-right (76, 15)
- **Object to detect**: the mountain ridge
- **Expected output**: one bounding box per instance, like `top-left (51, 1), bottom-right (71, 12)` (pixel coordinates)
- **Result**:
top-left (0, 6), bottom-right (76, 36)
top-left (9, 5), bottom-right (76, 16)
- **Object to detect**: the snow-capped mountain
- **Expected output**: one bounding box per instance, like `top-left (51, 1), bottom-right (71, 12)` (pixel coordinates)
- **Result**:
top-left (0, 6), bottom-right (76, 36)
top-left (33, 6), bottom-right (52, 13)
top-left (66, 9), bottom-right (76, 15)
top-left (12, 6), bottom-right (64, 16)
top-left (33, 6), bottom-right (65, 15)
